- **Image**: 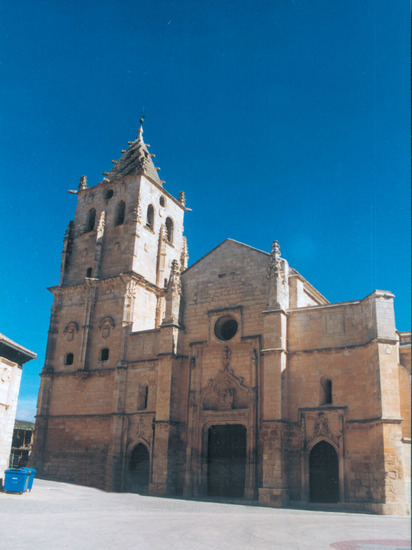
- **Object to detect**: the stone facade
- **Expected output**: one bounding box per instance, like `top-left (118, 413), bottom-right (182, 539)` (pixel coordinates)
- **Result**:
top-left (0, 334), bottom-right (36, 484)
top-left (32, 124), bottom-right (411, 514)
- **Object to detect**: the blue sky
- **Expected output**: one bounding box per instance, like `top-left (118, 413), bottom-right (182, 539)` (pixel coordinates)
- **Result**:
top-left (0, 0), bottom-right (410, 421)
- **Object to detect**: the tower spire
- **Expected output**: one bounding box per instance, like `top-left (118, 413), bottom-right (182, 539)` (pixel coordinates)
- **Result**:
top-left (103, 111), bottom-right (163, 186)
top-left (137, 112), bottom-right (145, 143)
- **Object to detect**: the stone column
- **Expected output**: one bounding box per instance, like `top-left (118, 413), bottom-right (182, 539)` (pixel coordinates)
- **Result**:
top-left (150, 324), bottom-right (185, 496)
top-left (105, 363), bottom-right (128, 491)
top-left (259, 308), bottom-right (289, 507)
top-left (105, 320), bottom-right (132, 491)
top-left (30, 370), bottom-right (53, 472)
top-left (79, 283), bottom-right (97, 370)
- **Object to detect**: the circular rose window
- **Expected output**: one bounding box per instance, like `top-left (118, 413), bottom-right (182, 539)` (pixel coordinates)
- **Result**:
top-left (214, 315), bottom-right (238, 341)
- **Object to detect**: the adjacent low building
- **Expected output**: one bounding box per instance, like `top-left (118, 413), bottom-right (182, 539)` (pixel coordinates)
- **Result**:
top-left (10, 420), bottom-right (35, 468)
top-left (31, 123), bottom-right (410, 514)
top-left (0, 334), bottom-right (36, 484)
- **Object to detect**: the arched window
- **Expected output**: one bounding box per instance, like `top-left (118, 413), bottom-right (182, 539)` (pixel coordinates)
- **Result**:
top-left (321, 378), bottom-right (332, 405)
top-left (86, 267), bottom-right (92, 278)
top-left (165, 217), bottom-right (174, 244)
top-left (100, 348), bottom-right (109, 361)
top-left (85, 208), bottom-right (96, 232)
top-left (146, 204), bottom-right (154, 230)
top-left (65, 353), bottom-right (74, 365)
top-left (115, 201), bottom-right (126, 226)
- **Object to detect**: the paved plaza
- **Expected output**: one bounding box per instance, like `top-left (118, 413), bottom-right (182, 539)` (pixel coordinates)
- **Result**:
top-left (0, 478), bottom-right (410, 550)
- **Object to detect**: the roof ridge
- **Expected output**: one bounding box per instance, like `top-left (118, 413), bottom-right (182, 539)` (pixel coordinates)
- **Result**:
top-left (183, 238), bottom-right (270, 273)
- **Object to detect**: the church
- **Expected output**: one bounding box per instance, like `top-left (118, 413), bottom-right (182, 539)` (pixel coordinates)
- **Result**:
top-left (31, 121), bottom-right (411, 515)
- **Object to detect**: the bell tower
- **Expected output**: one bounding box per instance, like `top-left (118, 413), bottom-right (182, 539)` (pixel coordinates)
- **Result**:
top-left (43, 119), bottom-right (188, 375)
top-left (33, 120), bottom-right (190, 488)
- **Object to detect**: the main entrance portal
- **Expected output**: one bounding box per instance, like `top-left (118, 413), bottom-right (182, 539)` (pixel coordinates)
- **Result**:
top-left (309, 441), bottom-right (339, 503)
top-left (207, 424), bottom-right (246, 498)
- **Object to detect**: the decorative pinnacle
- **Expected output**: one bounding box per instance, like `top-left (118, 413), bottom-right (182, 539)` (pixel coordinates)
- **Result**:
top-left (178, 191), bottom-right (186, 206)
top-left (79, 175), bottom-right (87, 190)
top-left (272, 240), bottom-right (280, 257)
top-left (167, 259), bottom-right (181, 293)
top-left (267, 240), bottom-right (282, 279)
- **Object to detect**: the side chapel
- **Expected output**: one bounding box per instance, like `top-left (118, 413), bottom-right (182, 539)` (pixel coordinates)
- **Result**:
top-left (32, 121), bottom-right (411, 515)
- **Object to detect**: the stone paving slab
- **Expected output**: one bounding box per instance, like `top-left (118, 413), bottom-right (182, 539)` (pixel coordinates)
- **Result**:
top-left (0, 479), bottom-right (410, 550)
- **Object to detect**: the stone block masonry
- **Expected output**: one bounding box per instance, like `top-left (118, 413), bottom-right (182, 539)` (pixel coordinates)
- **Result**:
top-left (31, 122), bottom-right (410, 515)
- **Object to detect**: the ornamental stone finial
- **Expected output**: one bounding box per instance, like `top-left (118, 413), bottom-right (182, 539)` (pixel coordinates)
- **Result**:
top-left (79, 175), bottom-right (87, 191)
top-left (178, 191), bottom-right (186, 206)
top-left (162, 259), bottom-right (182, 328)
top-left (267, 240), bottom-right (282, 279)
top-left (180, 236), bottom-right (189, 269)
top-left (167, 259), bottom-right (181, 293)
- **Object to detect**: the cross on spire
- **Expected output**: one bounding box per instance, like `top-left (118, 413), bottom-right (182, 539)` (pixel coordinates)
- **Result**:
top-left (138, 109), bottom-right (145, 142)
top-left (139, 108), bottom-right (146, 125)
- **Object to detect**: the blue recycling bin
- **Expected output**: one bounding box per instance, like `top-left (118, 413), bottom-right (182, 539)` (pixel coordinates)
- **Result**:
top-left (21, 468), bottom-right (36, 491)
top-left (4, 468), bottom-right (29, 493)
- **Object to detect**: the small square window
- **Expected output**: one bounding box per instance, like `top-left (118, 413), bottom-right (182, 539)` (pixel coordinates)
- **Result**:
top-left (100, 348), bottom-right (109, 361)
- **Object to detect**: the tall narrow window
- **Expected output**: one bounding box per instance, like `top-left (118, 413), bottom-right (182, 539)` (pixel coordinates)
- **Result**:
top-left (65, 353), bottom-right (74, 365)
top-left (321, 378), bottom-right (332, 405)
top-left (165, 217), bottom-right (174, 244)
top-left (86, 208), bottom-right (96, 232)
top-left (100, 348), bottom-right (109, 361)
top-left (146, 204), bottom-right (154, 230)
top-left (137, 385), bottom-right (149, 410)
top-left (86, 267), bottom-right (92, 278)
top-left (115, 201), bottom-right (126, 226)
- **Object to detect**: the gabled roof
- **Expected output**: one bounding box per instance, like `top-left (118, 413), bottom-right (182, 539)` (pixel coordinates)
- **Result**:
top-left (105, 124), bottom-right (163, 185)
top-left (183, 238), bottom-right (269, 274)
top-left (182, 238), bottom-right (329, 304)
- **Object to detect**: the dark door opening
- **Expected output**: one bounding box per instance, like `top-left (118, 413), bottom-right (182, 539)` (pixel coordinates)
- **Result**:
top-left (309, 441), bottom-right (339, 503)
top-left (207, 424), bottom-right (246, 498)
top-left (128, 443), bottom-right (150, 494)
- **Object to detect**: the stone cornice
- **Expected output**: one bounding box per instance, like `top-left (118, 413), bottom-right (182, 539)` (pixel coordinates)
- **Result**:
top-left (346, 416), bottom-right (403, 424)
top-left (287, 336), bottom-right (398, 355)
top-left (49, 271), bottom-right (165, 297)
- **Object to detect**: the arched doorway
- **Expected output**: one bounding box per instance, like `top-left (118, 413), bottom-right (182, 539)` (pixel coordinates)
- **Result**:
top-left (207, 424), bottom-right (246, 498)
top-left (128, 443), bottom-right (150, 494)
top-left (309, 441), bottom-right (339, 503)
